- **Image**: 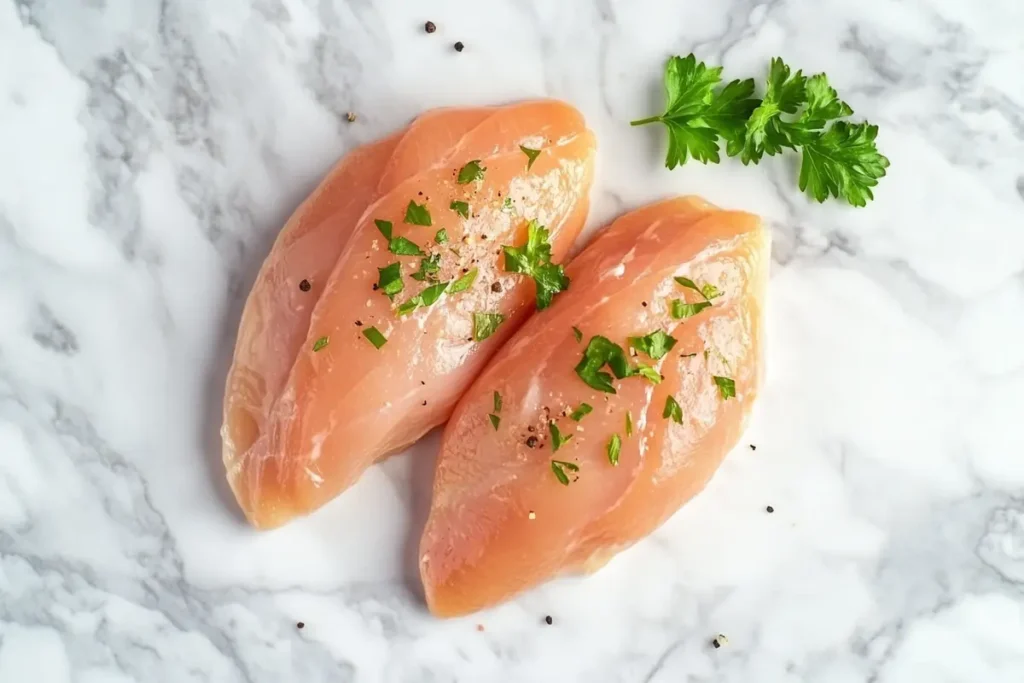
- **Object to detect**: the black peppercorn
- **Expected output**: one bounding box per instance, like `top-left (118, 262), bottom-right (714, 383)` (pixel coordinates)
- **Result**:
top-left (299, 279), bottom-right (311, 292)
top-left (454, 41), bottom-right (465, 52)
top-left (424, 21), bottom-right (436, 33)
top-left (544, 615), bottom-right (553, 625)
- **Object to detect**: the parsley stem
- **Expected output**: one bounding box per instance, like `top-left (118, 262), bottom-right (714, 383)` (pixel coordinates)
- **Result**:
top-left (630, 115), bottom-right (662, 126)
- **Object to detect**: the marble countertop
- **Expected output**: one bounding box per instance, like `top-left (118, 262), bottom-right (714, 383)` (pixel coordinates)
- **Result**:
top-left (3, 0), bottom-right (1024, 681)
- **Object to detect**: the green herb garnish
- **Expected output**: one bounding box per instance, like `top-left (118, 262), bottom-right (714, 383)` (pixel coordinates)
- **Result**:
top-left (549, 422), bottom-right (573, 452)
top-left (435, 228), bottom-right (449, 244)
top-left (362, 328), bottom-right (387, 349)
top-left (520, 145), bottom-right (541, 170)
top-left (312, 336), bottom-right (330, 352)
top-left (629, 330), bottom-right (677, 360)
top-left (625, 410), bottom-right (633, 436)
top-left (493, 391), bottom-right (503, 413)
top-left (405, 200), bottom-right (432, 226)
top-left (374, 219), bottom-right (393, 240)
top-left (410, 254), bottom-right (441, 282)
top-left (569, 403), bottom-right (593, 421)
top-left (389, 236), bottom-right (426, 257)
top-left (377, 262), bottom-right (403, 300)
top-left (663, 395), bottom-right (683, 423)
top-left (551, 459), bottom-right (579, 486)
top-left (449, 268), bottom-right (478, 294)
top-left (489, 413), bottom-right (501, 430)
top-left (457, 160), bottom-right (485, 184)
top-left (635, 363), bottom-right (662, 384)
top-left (473, 312), bottom-right (505, 341)
top-left (450, 200), bottom-right (470, 219)
top-left (671, 300), bottom-right (712, 320)
top-left (503, 220), bottom-right (570, 310)
top-left (607, 433), bottom-right (621, 466)
top-left (674, 276), bottom-right (720, 300)
top-left (397, 281), bottom-right (449, 315)
top-left (502, 197), bottom-right (515, 213)
top-left (574, 336), bottom-right (633, 393)
top-left (632, 54), bottom-right (889, 206)
top-left (572, 326), bottom-right (583, 343)
top-left (713, 375), bottom-right (736, 399)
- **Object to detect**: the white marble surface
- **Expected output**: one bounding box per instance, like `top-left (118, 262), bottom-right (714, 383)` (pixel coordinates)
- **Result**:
top-left (2, 0), bottom-right (1024, 680)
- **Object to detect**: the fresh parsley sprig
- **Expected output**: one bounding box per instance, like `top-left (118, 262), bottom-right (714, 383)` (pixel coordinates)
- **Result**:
top-left (503, 220), bottom-right (570, 310)
top-left (632, 54), bottom-right (889, 206)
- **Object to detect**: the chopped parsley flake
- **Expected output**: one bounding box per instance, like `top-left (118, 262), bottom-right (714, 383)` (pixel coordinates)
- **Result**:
top-left (374, 219), bottom-right (393, 240)
top-left (674, 276), bottom-right (720, 301)
top-left (493, 391), bottom-right (503, 413)
top-left (435, 228), bottom-right (449, 244)
top-left (569, 403), bottom-right (593, 421)
top-left (549, 422), bottom-right (573, 452)
top-left (389, 236), bottom-right (426, 257)
top-left (574, 336), bottom-right (633, 393)
top-left (362, 328), bottom-right (387, 349)
top-left (489, 413), bottom-right (501, 430)
top-left (410, 254), bottom-right (441, 282)
top-left (551, 459), bottom-right (579, 485)
top-left (449, 268), bottom-right (478, 294)
top-left (503, 220), bottom-right (570, 310)
top-left (663, 395), bottom-right (683, 423)
top-left (397, 281), bottom-right (449, 315)
top-left (520, 145), bottom-right (542, 170)
top-left (377, 262), bottom-right (403, 300)
top-left (312, 336), bottom-right (330, 352)
top-left (671, 299), bottom-right (712, 320)
top-left (713, 375), bottom-right (736, 399)
top-left (629, 330), bottom-right (677, 360)
top-left (625, 410), bottom-right (633, 436)
top-left (572, 326), bottom-right (583, 343)
top-left (405, 200), bottom-right (432, 226)
top-left (457, 160), bottom-right (486, 184)
top-left (473, 312), bottom-right (505, 341)
top-left (450, 200), bottom-right (470, 219)
top-left (635, 363), bottom-right (662, 384)
top-left (607, 433), bottom-right (622, 466)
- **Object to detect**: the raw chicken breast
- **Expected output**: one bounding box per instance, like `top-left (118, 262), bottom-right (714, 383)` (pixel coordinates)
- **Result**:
top-left (420, 197), bottom-right (769, 616)
top-left (223, 101), bottom-right (596, 528)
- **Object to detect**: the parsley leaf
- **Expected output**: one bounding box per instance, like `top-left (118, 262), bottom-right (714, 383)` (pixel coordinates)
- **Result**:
top-left (503, 221), bottom-right (570, 310)
top-left (799, 121), bottom-right (889, 207)
top-left (410, 254), bottom-right (441, 282)
top-left (362, 328), bottom-right (386, 349)
top-left (450, 200), bottom-right (470, 219)
top-left (625, 410), bottom-right (633, 436)
top-left (312, 336), bottom-right (329, 352)
top-left (520, 145), bottom-right (541, 170)
top-left (405, 200), bottom-right (432, 226)
top-left (449, 268), bottom-right (478, 294)
top-left (569, 403), bottom-right (593, 421)
top-left (551, 459), bottom-right (578, 486)
top-left (631, 54), bottom-right (759, 167)
top-left (374, 219), bottom-right (393, 240)
top-left (473, 312), bottom-right (505, 341)
top-left (607, 433), bottom-right (621, 466)
top-left (629, 330), bottom-right (677, 360)
top-left (572, 326), bottom-right (583, 343)
top-left (663, 395), bottom-right (683, 423)
top-left (389, 236), bottom-right (425, 257)
top-left (397, 281), bottom-right (449, 315)
top-left (741, 57), bottom-right (807, 164)
top-left (489, 413), bottom-right (501, 430)
top-left (493, 391), bottom-right (503, 413)
top-left (377, 262), bottom-right (403, 300)
top-left (548, 422), bottom-right (573, 452)
top-left (713, 375), bottom-right (736, 399)
top-left (671, 299), bottom-right (712, 320)
top-left (635, 363), bottom-right (662, 384)
top-left (435, 228), bottom-right (449, 244)
top-left (574, 336), bottom-right (633, 393)
top-left (457, 160), bottom-right (485, 184)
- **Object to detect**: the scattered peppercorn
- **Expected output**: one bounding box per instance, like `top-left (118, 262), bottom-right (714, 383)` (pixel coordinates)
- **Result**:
top-left (766, 505), bottom-right (774, 513)
top-left (372, 283), bottom-right (379, 291)
top-left (491, 282), bottom-right (502, 293)
top-left (421, 380), bottom-right (426, 385)
top-left (424, 21), bottom-right (436, 33)
top-left (297, 622), bottom-right (305, 629)
top-left (544, 615), bottom-right (553, 625)
top-left (750, 444), bottom-right (757, 450)
top-left (712, 634), bottom-right (728, 649)
top-left (526, 436), bottom-right (538, 448)
top-left (454, 41), bottom-right (465, 52)
top-left (641, 301), bottom-right (648, 307)
top-left (355, 320), bottom-right (363, 327)
top-left (422, 400), bottom-right (428, 406)
top-left (299, 279), bottom-right (311, 292)
top-left (346, 112), bottom-right (357, 122)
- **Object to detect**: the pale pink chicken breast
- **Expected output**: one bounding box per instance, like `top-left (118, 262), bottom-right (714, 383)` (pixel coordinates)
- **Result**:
top-left (420, 197), bottom-right (770, 616)
top-left (223, 101), bottom-right (596, 528)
